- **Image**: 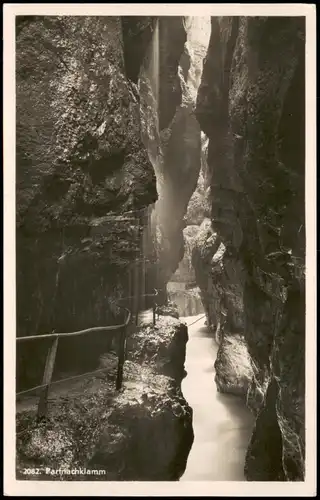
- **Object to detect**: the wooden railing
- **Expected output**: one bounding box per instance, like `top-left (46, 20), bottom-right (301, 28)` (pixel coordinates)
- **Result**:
top-left (16, 290), bottom-right (159, 420)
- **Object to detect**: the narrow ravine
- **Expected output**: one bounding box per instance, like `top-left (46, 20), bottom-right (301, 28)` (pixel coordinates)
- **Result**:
top-left (180, 315), bottom-right (255, 481)
top-left (13, 14), bottom-right (308, 487)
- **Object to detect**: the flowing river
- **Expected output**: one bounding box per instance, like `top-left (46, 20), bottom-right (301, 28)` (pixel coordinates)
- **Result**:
top-left (180, 315), bottom-right (255, 481)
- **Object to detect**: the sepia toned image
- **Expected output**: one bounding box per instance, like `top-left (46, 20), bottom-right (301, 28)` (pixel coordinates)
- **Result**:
top-left (3, 3), bottom-right (316, 497)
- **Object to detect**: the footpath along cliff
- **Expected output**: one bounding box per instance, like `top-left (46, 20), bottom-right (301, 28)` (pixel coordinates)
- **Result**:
top-left (16, 16), bottom-right (194, 481)
top-left (16, 15), bottom-right (306, 481)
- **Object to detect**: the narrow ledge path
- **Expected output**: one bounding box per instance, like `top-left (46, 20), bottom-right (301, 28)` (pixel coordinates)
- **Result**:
top-left (180, 315), bottom-right (255, 481)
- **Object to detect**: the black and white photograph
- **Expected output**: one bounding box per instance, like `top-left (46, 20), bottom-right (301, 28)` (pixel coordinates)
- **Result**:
top-left (3, 3), bottom-right (316, 497)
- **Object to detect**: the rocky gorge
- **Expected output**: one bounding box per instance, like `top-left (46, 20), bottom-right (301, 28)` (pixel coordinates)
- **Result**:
top-left (16, 14), bottom-right (306, 482)
top-left (194, 17), bottom-right (306, 481)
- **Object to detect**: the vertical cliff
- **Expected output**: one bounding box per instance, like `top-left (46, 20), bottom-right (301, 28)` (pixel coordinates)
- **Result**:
top-left (139, 17), bottom-right (210, 292)
top-left (195, 17), bottom-right (305, 481)
top-left (16, 14), bottom-right (306, 482)
top-left (168, 137), bottom-right (210, 317)
top-left (17, 16), bottom-right (158, 335)
top-left (16, 16), bottom-right (194, 481)
top-left (16, 16), bottom-right (159, 389)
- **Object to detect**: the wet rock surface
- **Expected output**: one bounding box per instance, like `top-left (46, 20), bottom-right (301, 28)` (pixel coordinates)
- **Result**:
top-left (16, 16), bottom-right (159, 390)
top-left (195, 17), bottom-right (305, 481)
top-left (16, 18), bottom-right (196, 482)
top-left (214, 335), bottom-right (253, 398)
top-left (139, 17), bottom-right (210, 288)
top-left (16, 14), bottom-right (307, 484)
top-left (127, 316), bottom-right (188, 384)
top-left (16, 16), bottom-right (157, 339)
top-left (17, 17), bottom-right (157, 230)
top-left (16, 316), bottom-right (193, 481)
top-left (168, 287), bottom-right (204, 318)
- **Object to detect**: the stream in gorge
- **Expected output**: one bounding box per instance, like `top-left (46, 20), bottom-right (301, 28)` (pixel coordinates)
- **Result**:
top-left (180, 315), bottom-right (255, 481)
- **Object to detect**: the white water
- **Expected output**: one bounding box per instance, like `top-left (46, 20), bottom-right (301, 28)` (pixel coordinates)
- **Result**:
top-left (180, 315), bottom-right (255, 481)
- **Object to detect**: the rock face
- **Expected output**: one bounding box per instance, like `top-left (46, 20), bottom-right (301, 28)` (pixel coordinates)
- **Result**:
top-left (139, 17), bottom-right (210, 290)
top-left (16, 16), bottom-right (157, 387)
top-left (195, 17), bottom-right (305, 481)
top-left (167, 285), bottom-right (204, 318)
top-left (17, 17), bottom-right (157, 230)
top-left (173, 225), bottom-right (201, 284)
top-left (158, 17), bottom-right (188, 130)
top-left (16, 316), bottom-right (193, 481)
top-left (16, 17), bottom-right (195, 481)
top-left (167, 134), bottom-right (210, 317)
top-left (88, 317), bottom-right (193, 481)
top-left (214, 334), bottom-right (253, 398)
top-left (172, 150), bottom-right (211, 285)
top-left (121, 17), bottom-right (157, 83)
top-left (17, 14), bottom-right (306, 483)
top-left (127, 316), bottom-right (189, 388)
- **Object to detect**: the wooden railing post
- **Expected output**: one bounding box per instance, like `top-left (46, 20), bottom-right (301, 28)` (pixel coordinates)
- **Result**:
top-left (153, 303), bottom-right (156, 326)
top-left (153, 293), bottom-right (156, 326)
top-left (37, 337), bottom-right (59, 419)
top-left (128, 265), bottom-right (132, 314)
top-left (133, 246), bottom-right (140, 327)
top-left (140, 212), bottom-right (147, 311)
top-left (116, 327), bottom-right (126, 390)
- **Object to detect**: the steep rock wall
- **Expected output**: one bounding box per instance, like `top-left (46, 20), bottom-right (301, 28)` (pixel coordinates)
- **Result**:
top-left (121, 16), bottom-right (157, 83)
top-left (16, 17), bottom-right (195, 482)
top-left (167, 134), bottom-right (210, 317)
top-left (195, 17), bottom-right (305, 481)
top-left (172, 143), bottom-right (211, 285)
top-left (16, 16), bottom-right (157, 387)
top-left (139, 17), bottom-right (210, 292)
